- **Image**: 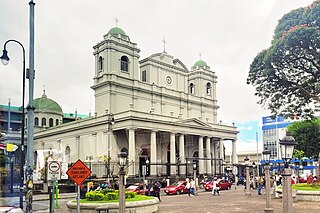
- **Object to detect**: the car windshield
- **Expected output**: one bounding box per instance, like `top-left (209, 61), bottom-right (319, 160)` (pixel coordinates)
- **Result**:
top-left (172, 181), bottom-right (183, 186)
top-left (127, 185), bottom-right (138, 190)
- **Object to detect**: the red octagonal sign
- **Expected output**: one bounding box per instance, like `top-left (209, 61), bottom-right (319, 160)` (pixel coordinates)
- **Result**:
top-left (66, 159), bottom-right (92, 185)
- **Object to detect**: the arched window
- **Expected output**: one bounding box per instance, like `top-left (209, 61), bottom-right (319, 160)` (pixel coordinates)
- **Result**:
top-left (65, 146), bottom-right (71, 163)
top-left (34, 117), bottom-right (39, 126)
top-left (55, 119), bottom-right (59, 126)
top-left (206, 82), bottom-right (212, 95)
top-left (98, 56), bottom-right (104, 71)
top-left (41, 117), bottom-right (46, 126)
top-left (49, 118), bottom-right (54, 127)
top-left (189, 83), bottom-right (195, 94)
top-left (120, 56), bottom-right (129, 72)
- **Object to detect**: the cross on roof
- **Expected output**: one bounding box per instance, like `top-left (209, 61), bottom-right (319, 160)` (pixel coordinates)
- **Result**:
top-left (199, 53), bottom-right (202, 60)
top-left (162, 36), bottom-right (167, 53)
top-left (115, 18), bottom-right (119, 27)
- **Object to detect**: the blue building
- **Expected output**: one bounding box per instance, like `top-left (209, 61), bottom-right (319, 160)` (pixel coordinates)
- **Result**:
top-left (262, 116), bottom-right (293, 159)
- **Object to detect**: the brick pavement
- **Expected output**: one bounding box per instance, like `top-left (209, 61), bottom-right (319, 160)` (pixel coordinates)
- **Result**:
top-left (29, 187), bottom-right (320, 212)
top-left (158, 187), bottom-right (320, 213)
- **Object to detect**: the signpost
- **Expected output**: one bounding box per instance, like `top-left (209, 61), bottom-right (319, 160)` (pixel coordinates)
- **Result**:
top-left (66, 159), bottom-right (92, 213)
top-left (47, 161), bottom-right (61, 212)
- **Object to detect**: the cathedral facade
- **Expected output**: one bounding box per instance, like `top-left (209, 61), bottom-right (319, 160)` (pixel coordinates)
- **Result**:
top-left (34, 26), bottom-right (238, 181)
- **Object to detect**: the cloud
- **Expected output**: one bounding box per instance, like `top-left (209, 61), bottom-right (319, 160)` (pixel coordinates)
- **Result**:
top-left (0, 0), bottom-right (315, 119)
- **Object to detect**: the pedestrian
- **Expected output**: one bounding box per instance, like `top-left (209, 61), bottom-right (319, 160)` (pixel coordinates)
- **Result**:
top-left (153, 181), bottom-right (161, 202)
top-left (190, 179), bottom-right (195, 196)
top-left (211, 177), bottom-right (219, 196)
top-left (80, 184), bottom-right (87, 199)
top-left (186, 178), bottom-right (191, 196)
top-left (257, 176), bottom-right (263, 195)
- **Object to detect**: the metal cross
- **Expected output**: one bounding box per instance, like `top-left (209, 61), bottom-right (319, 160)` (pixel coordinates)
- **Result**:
top-left (162, 36), bottom-right (167, 53)
top-left (115, 18), bottom-right (119, 27)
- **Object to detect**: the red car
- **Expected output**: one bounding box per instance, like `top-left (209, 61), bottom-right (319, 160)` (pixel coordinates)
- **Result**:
top-left (164, 181), bottom-right (188, 195)
top-left (204, 180), bottom-right (232, 191)
top-left (126, 184), bottom-right (149, 195)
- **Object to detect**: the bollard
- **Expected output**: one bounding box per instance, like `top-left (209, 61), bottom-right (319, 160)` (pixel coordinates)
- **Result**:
top-left (55, 180), bottom-right (59, 208)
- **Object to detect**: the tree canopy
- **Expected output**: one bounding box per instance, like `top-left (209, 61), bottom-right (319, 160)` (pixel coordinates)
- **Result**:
top-left (247, 1), bottom-right (320, 118)
top-left (287, 119), bottom-right (320, 159)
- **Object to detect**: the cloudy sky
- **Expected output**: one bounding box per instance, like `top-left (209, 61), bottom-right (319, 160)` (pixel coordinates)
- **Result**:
top-left (0, 0), bottom-right (314, 151)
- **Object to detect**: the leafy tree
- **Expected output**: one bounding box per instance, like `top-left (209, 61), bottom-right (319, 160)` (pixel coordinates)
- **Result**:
top-left (293, 149), bottom-right (305, 159)
top-left (287, 119), bottom-right (320, 158)
top-left (247, 1), bottom-right (320, 118)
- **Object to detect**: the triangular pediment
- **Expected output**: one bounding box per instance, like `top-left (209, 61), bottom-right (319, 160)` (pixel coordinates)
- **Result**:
top-left (176, 118), bottom-right (211, 128)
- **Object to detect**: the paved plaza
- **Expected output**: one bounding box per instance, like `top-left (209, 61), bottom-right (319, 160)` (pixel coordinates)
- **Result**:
top-left (158, 187), bottom-right (320, 213)
top-left (5, 186), bottom-right (319, 212)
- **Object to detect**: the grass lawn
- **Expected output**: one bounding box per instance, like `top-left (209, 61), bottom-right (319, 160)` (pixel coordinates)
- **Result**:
top-left (292, 183), bottom-right (320, 191)
top-left (74, 195), bottom-right (156, 203)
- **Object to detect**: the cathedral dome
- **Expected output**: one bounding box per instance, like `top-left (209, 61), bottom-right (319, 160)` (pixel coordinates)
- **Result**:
top-left (193, 60), bottom-right (207, 67)
top-left (108, 27), bottom-right (127, 36)
top-left (33, 91), bottom-right (63, 114)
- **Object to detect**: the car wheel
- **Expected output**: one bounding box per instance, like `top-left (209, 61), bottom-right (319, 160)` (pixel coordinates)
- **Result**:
top-left (176, 190), bottom-right (181, 195)
top-left (227, 186), bottom-right (231, 190)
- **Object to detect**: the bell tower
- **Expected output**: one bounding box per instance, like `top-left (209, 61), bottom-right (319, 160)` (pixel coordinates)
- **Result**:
top-left (91, 27), bottom-right (140, 115)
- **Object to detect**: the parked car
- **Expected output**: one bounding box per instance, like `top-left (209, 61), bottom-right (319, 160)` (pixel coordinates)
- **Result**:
top-left (164, 181), bottom-right (188, 195)
top-left (126, 184), bottom-right (149, 195)
top-left (204, 180), bottom-right (232, 191)
top-left (0, 206), bottom-right (23, 213)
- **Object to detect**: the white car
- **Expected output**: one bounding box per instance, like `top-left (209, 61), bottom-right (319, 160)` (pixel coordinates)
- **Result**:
top-left (0, 207), bottom-right (23, 213)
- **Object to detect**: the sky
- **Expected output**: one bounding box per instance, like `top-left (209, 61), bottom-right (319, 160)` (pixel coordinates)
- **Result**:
top-left (0, 0), bottom-right (315, 152)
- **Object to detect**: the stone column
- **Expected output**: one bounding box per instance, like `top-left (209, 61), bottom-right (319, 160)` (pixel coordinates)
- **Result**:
top-left (128, 128), bottom-right (136, 177)
top-left (282, 168), bottom-right (293, 213)
top-left (150, 130), bottom-right (157, 177)
top-left (198, 136), bottom-right (204, 175)
top-left (179, 134), bottom-right (185, 176)
top-left (206, 137), bottom-right (212, 175)
top-left (232, 139), bottom-right (237, 175)
top-left (170, 132), bottom-right (176, 176)
top-left (211, 140), bottom-right (216, 175)
top-left (219, 139), bottom-right (224, 162)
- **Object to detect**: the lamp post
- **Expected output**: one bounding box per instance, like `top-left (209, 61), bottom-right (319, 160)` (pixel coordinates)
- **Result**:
top-left (193, 163), bottom-right (197, 195)
top-left (118, 152), bottom-right (128, 213)
top-left (186, 160), bottom-right (190, 178)
top-left (263, 149), bottom-right (274, 213)
top-left (252, 162), bottom-right (256, 189)
top-left (106, 113), bottom-right (115, 179)
top-left (279, 132), bottom-right (297, 213)
top-left (244, 156), bottom-right (251, 196)
top-left (1, 39), bottom-right (26, 209)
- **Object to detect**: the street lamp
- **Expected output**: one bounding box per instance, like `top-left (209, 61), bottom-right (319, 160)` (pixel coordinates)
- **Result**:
top-left (262, 149), bottom-right (274, 213)
top-left (244, 156), bottom-right (251, 196)
top-left (186, 160), bottom-right (190, 178)
top-left (193, 163), bottom-right (197, 195)
top-left (118, 152), bottom-right (128, 213)
top-left (252, 162), bottom-right (256, 189)
top-left (106, 113), bottom-right (115, 179)
top-left (279, 132), bottom-right (297, 213)
top-left (1, 39), bottom-right (26, 209)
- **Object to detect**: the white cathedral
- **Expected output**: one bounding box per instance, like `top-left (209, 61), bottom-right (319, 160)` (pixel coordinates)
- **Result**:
top-left (33, 26), bottom-right (238, 181)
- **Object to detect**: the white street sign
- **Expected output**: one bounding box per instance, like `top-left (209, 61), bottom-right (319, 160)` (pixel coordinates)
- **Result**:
top-left (48, 161), bottom-right (61, 181)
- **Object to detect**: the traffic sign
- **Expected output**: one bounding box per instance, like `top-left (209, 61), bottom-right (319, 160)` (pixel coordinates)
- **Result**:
top-left (66, 159), bottom-right (92, 185)
top-left (48, 161), bottom-right (61, 180)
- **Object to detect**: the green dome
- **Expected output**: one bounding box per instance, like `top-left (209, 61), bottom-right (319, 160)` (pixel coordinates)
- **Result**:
top-left (108, 27), bottom-right (127, 36)
top-left (193, 60), bottom-right (207, 67)
top-left (34, 92), bottom-right (63, 114)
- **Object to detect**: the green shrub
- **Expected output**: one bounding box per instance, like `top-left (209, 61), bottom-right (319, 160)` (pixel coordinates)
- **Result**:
top-left (86, 191), bottom-right (105, 201)
top-left (85, 189), bottom-right (137, 201)
top-left (125, 191), bottom-right (136, 199)
top-left (105, 192), bottom-right (118, 200)
top-left (101, 189), bottom-right (115, 195)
